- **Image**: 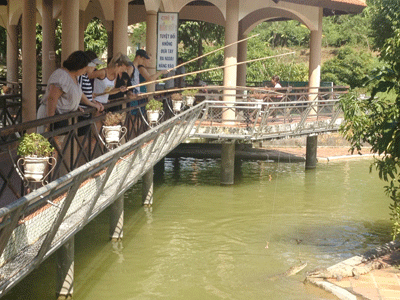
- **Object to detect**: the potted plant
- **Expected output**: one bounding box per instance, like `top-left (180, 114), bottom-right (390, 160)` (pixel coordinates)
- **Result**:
top-left (17, 133), bottom-right (55, 183)
top-left (102, 112), bottom-right (127, 145)
top-left (182, 89), bottom-right (198, 107)
top-left (171, 93), bottom-right (183, 112)
top-left (145, 98), bottom-right (163, 124)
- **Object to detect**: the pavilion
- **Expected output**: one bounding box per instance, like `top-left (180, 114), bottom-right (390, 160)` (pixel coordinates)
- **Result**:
top-left (0, 0), bottom-right (366, 123)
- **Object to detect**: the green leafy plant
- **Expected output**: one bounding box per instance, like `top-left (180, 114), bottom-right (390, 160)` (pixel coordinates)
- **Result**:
top-left (103, 112), bottom-right (126, 126)
top-left (145, 98), bottom-right (163, 111)
top-left (182, 89), bottom-right (199, 96)
top-left (171, 93), bottom-right (183, 101)
top-left (17, 133), bottom-right (54, 157)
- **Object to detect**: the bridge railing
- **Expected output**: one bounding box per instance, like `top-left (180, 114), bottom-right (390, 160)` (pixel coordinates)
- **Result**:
top-left (193, 86), bottom-right (347, 140)
top-left (0, 102), bottom-right (203, 297)
top-left (0, 86), bottom-right (348, 296)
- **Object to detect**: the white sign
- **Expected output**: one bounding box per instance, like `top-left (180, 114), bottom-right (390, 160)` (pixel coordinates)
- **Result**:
top-left (157, 12), bottom-right (178, 71)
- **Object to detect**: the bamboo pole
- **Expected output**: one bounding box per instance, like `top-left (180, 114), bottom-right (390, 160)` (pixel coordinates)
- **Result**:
top-left (164, 34), bottom-right (260, 73)
top-left (94, 52), bottom-right (295, 97)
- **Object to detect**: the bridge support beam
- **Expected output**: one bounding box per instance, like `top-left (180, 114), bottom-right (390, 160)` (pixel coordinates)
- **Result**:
top-left (221, 142), bottom-right (235, 185)
top-left (305, 135), bottom-right (318, 169)
top-left (56, 237), bottom-right (74, 300)
top-left (110, 195), bottom-right (124, 240)
top-left (142, 168), bottom-right (154, 206)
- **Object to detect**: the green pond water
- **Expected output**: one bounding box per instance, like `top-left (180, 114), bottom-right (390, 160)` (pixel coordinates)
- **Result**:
top-left (5, 157), bottom-right (392, 300)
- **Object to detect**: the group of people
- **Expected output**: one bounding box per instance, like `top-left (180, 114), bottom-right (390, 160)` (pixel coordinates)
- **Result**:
top-left (37, 49), bottom-right (175, 133)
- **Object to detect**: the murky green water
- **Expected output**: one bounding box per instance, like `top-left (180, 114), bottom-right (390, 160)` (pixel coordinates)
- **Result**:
top-left (6, 158), bottom-right (392, 299)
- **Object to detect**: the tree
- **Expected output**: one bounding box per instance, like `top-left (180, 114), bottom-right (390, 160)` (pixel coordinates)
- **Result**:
top-left (321, 47), bottom-right (381, 88)
top-left (84, 18), bottom-right (108, 55)
top-left (178, 21), bottom-right (225, 82)
top-left (340, 0), bottom-right (400, 238)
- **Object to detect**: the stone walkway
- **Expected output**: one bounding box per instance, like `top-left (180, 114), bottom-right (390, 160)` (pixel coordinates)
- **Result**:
top-left (306, 241), bottom-right (400, 300)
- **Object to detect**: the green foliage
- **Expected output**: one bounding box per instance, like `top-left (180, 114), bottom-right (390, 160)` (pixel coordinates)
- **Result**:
top-left (254, 21), bottom-right (309, 48)
top-left (322, 13), bottom-right (372, 48)
top-left (178, 21), bottom-right (225, 82)
top-left (145, 98), bottom-right (163, 111)
top-left (130, 22), bottom-right (146, 49)
top-left (370, 0), bottom-right (400, 53)
top-left (182, 89), bottom-right (198, 96)
top-left (84, 18), bottom-right (108, 55)
top-left (321, 47), bottom-right (382, 88)
top-left (17, 133), bottom-right (54, 157)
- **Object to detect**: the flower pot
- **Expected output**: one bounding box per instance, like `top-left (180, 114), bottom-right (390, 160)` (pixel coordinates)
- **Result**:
top-left (185, 96), bottom-right (195, 107)
top-left (172, 100), bottom-right (183, 112)
top-left (103, 125), bottom-right (122, 144)
top-left (147, 110), bottom-right (160, 123)
top-left (102, 125), bottom-right (127, 145)
top-left (19, 156), bottom-right (50, 182)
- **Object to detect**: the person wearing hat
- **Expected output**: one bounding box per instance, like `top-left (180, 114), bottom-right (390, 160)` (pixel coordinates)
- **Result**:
top-left (37, 50), bottom-right (104, 133)
top-left (77, 50), bottom-right (104, 135)
top-left (129, 49), bottom-right (167, 95)
top-left (78, 50), bottom-right (103, 102)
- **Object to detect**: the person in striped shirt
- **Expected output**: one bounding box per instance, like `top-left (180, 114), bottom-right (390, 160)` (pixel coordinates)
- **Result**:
top-left (77, 50), bottom-right (104, 136)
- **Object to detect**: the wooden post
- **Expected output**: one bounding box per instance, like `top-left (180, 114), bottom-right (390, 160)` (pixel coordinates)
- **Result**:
top-left (305, 135), bottom-right (318, 169)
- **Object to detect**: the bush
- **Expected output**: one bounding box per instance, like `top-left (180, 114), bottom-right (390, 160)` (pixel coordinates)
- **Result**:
top-left (17, 133), bottom-right (54, 157)
top-left (145, 98), bottom-right (163, 111)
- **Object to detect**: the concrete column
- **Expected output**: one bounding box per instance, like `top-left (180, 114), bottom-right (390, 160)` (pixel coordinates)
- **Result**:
top-left (222, 0), bottom-right (239, 122)
top-left (56, 237), bottom-right (74, 300)
top-left (308, 8), bottom-right (323, 101)
top-left (305, 135), bottom-right (318, 169)
top-left (113, 0), bottom-right (128, 55)
top-left (42, 0), bottom-right (56, 84)
top-left (221, 142), bottom-right (235, 185)
top-left (107, 28), bottom-right (113, 60)
top-left (22, 0), bottom-right (37, 122)
top-left (61, 0), bottom-right (79, 62)
top-left (6, 23), bottom-right (18, 91)
top-left (146, 11), bottom-right (157, 92)
top-left (110, 195), bottom-right (124, 240)
top-left (79, 10), bottom-right (85, 51)
top-left (142, 168), bottom-right (154, 206)
top-left (236, 32), bottom-right (247, 88)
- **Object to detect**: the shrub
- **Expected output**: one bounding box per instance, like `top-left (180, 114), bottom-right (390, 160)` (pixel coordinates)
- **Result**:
top-left (145, 98), bottom-right (163, 111)
top-left (17, 133), bottom-right (54, 157)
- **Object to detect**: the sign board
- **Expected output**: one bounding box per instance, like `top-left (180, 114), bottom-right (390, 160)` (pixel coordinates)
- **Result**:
top-left (157, 12), bottom-right (178, 71)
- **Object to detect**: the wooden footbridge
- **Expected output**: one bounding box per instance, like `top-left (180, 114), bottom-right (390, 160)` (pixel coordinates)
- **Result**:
top-left (0, 86), bottom-right (347, 298)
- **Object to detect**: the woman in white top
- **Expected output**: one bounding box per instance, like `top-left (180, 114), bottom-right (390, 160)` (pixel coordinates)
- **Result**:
top-left (90, 52), bottom-right (131, 104)
top-left (37, 50), bottom-right (103, 133)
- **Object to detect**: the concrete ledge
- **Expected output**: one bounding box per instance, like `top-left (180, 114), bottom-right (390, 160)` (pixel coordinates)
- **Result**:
top-left (306, 278), bottom-right (357, 300)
